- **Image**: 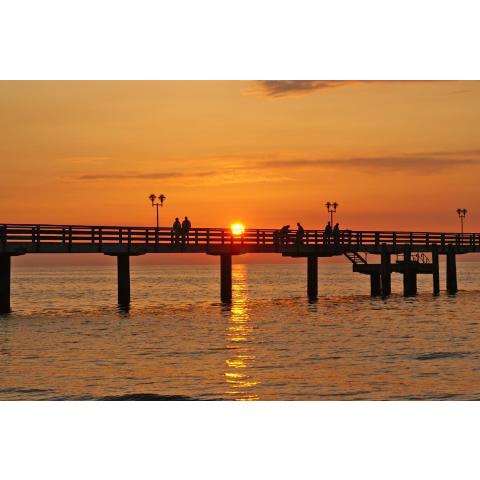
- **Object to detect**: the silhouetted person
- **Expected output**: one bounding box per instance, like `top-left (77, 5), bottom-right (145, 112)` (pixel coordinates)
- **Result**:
top-left (181, 216), bottom-right (191, 244)
top-left (280, 225), bottom-right (290, 245)
top-left (324, 221), bottom-right (332, 245)
top-left (333, 222), bottom-right (340, 246)
top-left (296, 222), bottom-right (304, 245)
top-left (172, 217), bottom-right (181, 244)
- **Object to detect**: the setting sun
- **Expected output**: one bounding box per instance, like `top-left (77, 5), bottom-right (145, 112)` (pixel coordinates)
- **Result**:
top-left (231, 223), bottom-right (245, 235)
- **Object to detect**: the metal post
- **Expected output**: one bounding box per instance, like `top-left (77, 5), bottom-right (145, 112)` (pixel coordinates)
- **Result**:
top-left (220, 254), bottom-right (232, 302)
top-left (0, 254), bottom-right (11, 313)
top-left (307, 255), bottom-right (318, 300)
top-left (117, 254), bottom-right (131, 306)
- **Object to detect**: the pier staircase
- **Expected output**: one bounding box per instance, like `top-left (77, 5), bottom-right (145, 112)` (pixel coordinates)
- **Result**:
top-left (344, 252), bottom-right (368, 265)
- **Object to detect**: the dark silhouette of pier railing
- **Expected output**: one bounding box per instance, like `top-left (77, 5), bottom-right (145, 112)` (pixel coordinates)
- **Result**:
top-left (2, 223), bottom-right (480, 251)
top-left (1, 222), bottom-right (479, 312)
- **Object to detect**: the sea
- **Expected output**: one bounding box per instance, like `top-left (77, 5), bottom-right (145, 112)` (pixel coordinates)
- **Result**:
top-left (1, 262), bottom-right (480, 400)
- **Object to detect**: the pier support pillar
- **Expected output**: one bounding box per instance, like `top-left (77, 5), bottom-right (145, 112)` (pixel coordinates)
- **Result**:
top-left (446, 246), bottom-right (458, 294)
top-left (381, 245), bottom-right (391, 296)
top-left (370, 272), bottom-right (381, 297)
top-left (116, 254), bottom-right (131, 306)
top-left (432, 245), bottom-right (440, 295)
top-left (307, 255), bottom-right (318, 300)
top-left (0, 254), bottom-right (11, 313)
top-left (403, 249), bottom-right (417, 297)
top-left (220, 254), bottom-right (232, 302)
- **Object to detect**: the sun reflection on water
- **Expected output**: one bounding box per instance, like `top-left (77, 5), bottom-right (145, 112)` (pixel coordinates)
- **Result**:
top-left (223, 264), bottom-right (259, 400)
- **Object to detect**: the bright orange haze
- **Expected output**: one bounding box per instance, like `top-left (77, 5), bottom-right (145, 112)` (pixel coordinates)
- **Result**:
top-left (1, 80), bottom-right (480, 265)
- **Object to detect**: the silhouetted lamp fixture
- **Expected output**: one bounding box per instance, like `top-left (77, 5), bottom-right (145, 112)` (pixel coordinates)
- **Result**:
top-left (456, 208), bottom-right (467, 234)
top-left (325, 201), bottom-right (339, 225)
top-left (149, 193), bottom-right (166, 228)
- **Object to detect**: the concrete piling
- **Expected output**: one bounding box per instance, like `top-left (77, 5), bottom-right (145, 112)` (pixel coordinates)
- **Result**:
top-left (370, 272), bottom-right (381, 297)
top-left (0, 254), bottom-right (11, 313)
top-left (220, 254), bottom-right (232, 302)
top-left (117, 254), bottom-right (131, 306)
top-left (307, 255), bottom-right (318, 300)
top-left (403, 249), bottom-right (417, 296)
top-left (446, 245), bottom-right (458, 293)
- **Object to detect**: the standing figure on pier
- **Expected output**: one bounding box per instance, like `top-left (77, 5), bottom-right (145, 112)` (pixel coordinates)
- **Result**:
top-left (182, 216), bottom-right (192, 244)
top-left (333, 222), bottom-right (341, 247)
top-left (324, 221), bottom-right (332, 245)
top-left (172, 217), bottom-right (181, 244)
top-left (296, 222), bottom-right (305, 245)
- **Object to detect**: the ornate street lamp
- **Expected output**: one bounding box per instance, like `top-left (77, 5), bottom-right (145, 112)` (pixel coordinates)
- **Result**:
top-left (325, 201), bottom-right (339, 225)
top-left (456, 208), bottom-right (467, 234)
top-left (149, 193), bottom-right (166, 228)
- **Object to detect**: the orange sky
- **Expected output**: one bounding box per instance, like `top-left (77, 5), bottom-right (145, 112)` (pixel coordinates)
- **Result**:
top-left (1, 80), bottom-right (480, 264)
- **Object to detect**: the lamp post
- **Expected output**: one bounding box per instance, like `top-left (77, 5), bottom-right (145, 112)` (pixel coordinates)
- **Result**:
top-left (456, 208), bottom-right (467, 235)
top-left (325, 201), bottom-right (338, 225)
top-left (149, 193), bottom-right (166, 228)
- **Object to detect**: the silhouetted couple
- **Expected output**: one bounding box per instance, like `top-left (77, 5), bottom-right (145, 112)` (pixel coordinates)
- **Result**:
top-left (172, 216), bottom-right (191, 244)
top-left (277, 222), bottom-right (304, 246)
top-left (324, 221), bottom-right (340, 245)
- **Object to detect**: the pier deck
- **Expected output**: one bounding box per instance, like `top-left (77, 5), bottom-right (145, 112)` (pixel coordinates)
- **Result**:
top-left (1, 223), bottom-right (478, 311)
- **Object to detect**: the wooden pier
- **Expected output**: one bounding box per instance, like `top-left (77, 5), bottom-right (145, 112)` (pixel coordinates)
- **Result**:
top-left (1, 223), bottom-right (480, 312)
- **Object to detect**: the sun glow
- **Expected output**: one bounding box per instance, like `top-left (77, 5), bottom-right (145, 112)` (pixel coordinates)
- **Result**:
top-left (230, 223), bottom-right (245, 235)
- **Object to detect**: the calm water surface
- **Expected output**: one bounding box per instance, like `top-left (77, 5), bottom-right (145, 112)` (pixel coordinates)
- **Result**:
top-left (2, 263), bottom-right (480, 400)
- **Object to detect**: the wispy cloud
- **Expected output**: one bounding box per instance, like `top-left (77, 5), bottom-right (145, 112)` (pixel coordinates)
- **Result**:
top-left (71, 149), bottom-right (480, 185)
top-left (72, 168), bottom-right (288, 186)
top-left (77, 171), bottom-right (213, 180)
top-left (252, 80), bottom-right (362, 98)
top-left (412, 149), bottom-right (480, 157)
top-left (255, 156), bottom-right (478, 175)
top-left (250, 80), bottom-right (451, 98)
top-left (218, 148), bottom-right (480, 175)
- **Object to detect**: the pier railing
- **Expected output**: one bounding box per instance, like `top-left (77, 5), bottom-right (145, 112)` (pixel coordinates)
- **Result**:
top-left (2, 223), bottom-right (480, 248)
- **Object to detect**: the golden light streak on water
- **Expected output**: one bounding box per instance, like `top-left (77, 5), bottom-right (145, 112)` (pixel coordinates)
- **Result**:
top-left (224, 264), bottom-right (259, 400)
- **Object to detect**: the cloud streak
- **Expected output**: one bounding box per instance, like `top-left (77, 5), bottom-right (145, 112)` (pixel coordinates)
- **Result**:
top-left (255, 156), bottom-right (478, 175)
top-left (252, 80), bottom-right (362, 97)
top-left (73, 168), bottom-right (288, 186)
top-left (78, 171), bottom-right (214, 180)
top-left (251, 80), bottom-right (445, 98)
top-left (412, 149), bottom-right (480, 157)
top-left (73, 149), bottom-right (480, 185)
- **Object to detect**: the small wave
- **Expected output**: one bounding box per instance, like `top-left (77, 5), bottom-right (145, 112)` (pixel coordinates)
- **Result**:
top-left (99, 393), bottom-right (197, 401)
top-left (391, 393), bottom-right (463, 400)
top-left (415, 351), bottom-right (472, 361)
top-left (307, 355), bottom-right (342, 362)
top-left (307, 390), bottom-right (372, 398)
top-left (0, 387), bottom-right (52, 394)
